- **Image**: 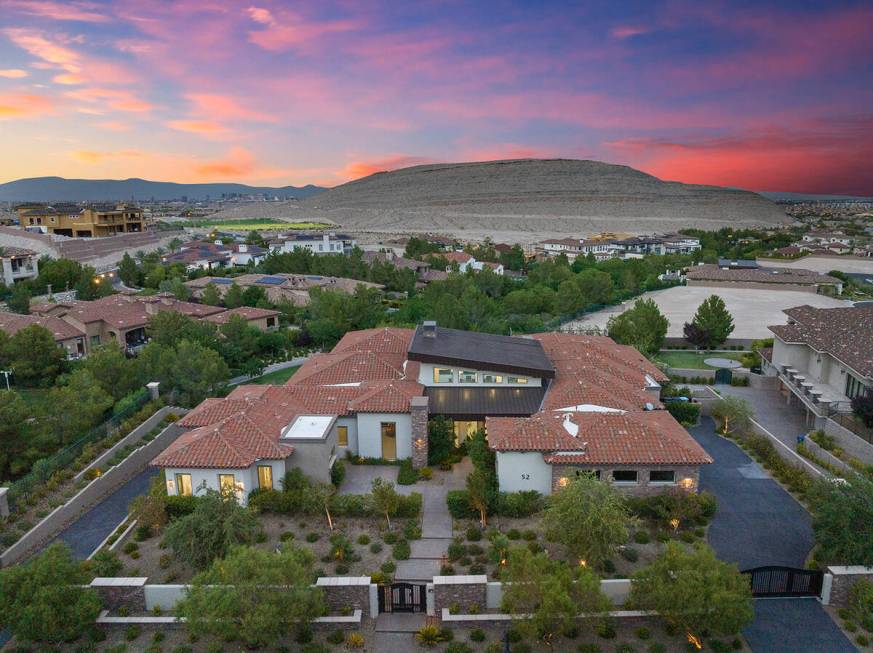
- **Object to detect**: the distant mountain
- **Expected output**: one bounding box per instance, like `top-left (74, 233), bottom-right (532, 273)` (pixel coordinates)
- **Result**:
top-left (0, 177), bottom-right (326, 202)
top-left (758, 191), bottom-right (873, 202)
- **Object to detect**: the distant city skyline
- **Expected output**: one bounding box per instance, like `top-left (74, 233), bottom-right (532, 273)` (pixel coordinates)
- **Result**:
top-left (0, 0), bottom-right (871, 195)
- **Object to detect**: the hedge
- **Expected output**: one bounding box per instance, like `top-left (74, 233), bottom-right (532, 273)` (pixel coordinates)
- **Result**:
top-left (665, 401), bottom-right (701, 425)
top-left (165, 495), bottom-right (198, 519)
top-left (447, 490), bottom-right (545, 519)
top-left (249, 488), bottom-right (423, 519)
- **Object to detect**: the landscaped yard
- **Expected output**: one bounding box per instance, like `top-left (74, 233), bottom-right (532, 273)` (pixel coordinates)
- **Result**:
top-left (187, 218), bottom-right (334, 231)
top-left (250, 365), bottom-right (300, 385)
top-left (655, 350), bottom-right (747, 370)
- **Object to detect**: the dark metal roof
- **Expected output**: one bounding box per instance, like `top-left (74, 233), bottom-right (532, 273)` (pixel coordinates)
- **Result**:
top-left (425, 386), bottom-right (547, 419)
top-left (408, 325), bottom-right (555, 378)
top-left (718, 258), bottom-right (759, 269)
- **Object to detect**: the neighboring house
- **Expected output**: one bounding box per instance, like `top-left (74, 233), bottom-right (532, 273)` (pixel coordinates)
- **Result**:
top-left (16, 203), bottom-right (144, 237)
top-left (442, 252), bottom-right (504, 275)
top-left (685, 263), bottom-right (843, 294)
top-left (854, 244), bottom-right (873, 258)
top-left (162, 240), bottom-right (232, 271)
top-left (270, 232), bottom-right (356, 256)
top-left (228, 243), bottom-right (268, 266)
top-left (0, 311), bottom-right (87, 359)
top-left (153, 323), bottom-right (711, 502)
top-left (186, 273), bottom-right (384, 307)
top-left (661, 235), bottom-right (702, 255)
top-left (540, 238), bottom-right (584, 259)
top-left (0, 247), bottom-right (38, 285)
top-left (802, 231), bottom-right (852, 246)
top-left (766, 305), bottom-right (873, 418)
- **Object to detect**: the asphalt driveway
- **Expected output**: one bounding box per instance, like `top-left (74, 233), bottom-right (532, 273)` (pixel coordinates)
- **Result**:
top-left (689, 417), bottom-right (813, 569)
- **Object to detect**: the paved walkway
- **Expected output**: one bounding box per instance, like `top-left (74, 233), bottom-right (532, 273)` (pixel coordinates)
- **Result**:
top-left (688, 418), bottom-right (854, 653)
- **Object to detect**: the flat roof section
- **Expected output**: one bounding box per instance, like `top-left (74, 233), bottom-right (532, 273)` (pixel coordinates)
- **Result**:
top-left (408, 324), bottom-right (555, 378)
top-left (282, 415), bottom-right (335, 440)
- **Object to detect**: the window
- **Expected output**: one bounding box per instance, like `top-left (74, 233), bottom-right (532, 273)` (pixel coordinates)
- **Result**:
top-left (90, 335), bottom-right (100, 345)
top-left (175, 473), bottom-right (193, 496)
top-left (574, 469), bottom-right (601, 480)
top-left (433, 368), bottom-right (454, 383)
top-left (218, 474), bottom-right (236, 494)
top-left (612, 470), bottom-right (638, 483)
top-left (649, 470), bottom-right (675, 483)
top-left (481, 373), bottom-right (503, 384)
top-left (337, 425), bottom-right (348, 446)
top-left (507, 376), bottom-right (528, 384)
top-left (459, 370), bottom-right (477, 383)
top-left (257, 465), bottom-right (273, 490)
top-left (846, 374), bottom-right (866, 400)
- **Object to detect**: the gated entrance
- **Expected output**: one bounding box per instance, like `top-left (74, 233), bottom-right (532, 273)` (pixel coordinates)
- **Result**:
top-left (714, 368), bottom-right (733, 385)
top-left (378, 582), bottom-right (426, 613)
top-left (742, 566), bottom-right (824, 598)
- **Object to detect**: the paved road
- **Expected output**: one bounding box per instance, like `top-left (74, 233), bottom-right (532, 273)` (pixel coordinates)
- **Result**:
top-left (689, 418), bottom-right (854, 653)
top-left (228, 356), bottom-right (309, 386)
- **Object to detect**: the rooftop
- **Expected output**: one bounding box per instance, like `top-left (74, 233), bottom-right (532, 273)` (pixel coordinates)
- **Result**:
top-left (687, 264), bottom-right (841, 286)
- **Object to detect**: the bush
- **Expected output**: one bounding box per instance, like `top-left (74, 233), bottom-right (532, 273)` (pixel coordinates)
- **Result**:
top-left (447, 490), bottom-right (478, 519)
top-left (330, 460), bottom-right (345, 487)
top-left (666, 401), bottom-right (701, 425)
top-left (125, 625), bottom-right (141, 641)
top-left (280, 531), bottom-right (295, 541)
top-left (578, 646), bottom-right (603, 653)
top-left (403, 521), bottom-right (422, 540)
top-left (496, 491), bottom-right (545, 517)
top-left (356, 533), bottom-right (370, 545)
top-left (122, 541), bottom-right (138, 555)
top-left (470, 629), bottom-right (486, 642)
top-left (134, 524), bottom-right (153, 541)
top-left (370, 542), bottom-right (382, 554)
top-left (446, 642), bottom-right (473, 653)
top-left (597, 621), bottom-right (616, 639)
top-left (346, 632), bottom-right (365, 649)
top-left (396, 492), bottom-right (422, 518)
top-left (384, 532), bottom-right (398, 545)
top-left (397, 459), bottom-right (419, 485)
top-left (647, 645), bottom-right (666, 653)
top-left (419, 467), bottom-right (433, 480)
top-left (392, 539), bottom-right (410, 560)
top-left (165, 495), bottom-right (197, 519)
top-left (635, 627), bottom-right (651, 640)
top-left (615, 645), bottom-right (635, 653)
top-left (327, 629), bottom-right (345, 645)
top-left (440, 564), bottom-right (455, 575)
top-left (507, 528), bottom-right (521, 540)
top-left (466, 525), bottom-right (482, 541)
top-left (306, 532), bottom-right (320, 542)
top-left (522, 529), bottom-right (537, 541)
top-left (620, 547), bottom-right (639, 562)
top-left (381, 561), bottom-right (396, 573)
top-left (633, 530), bottom-right (651, 544)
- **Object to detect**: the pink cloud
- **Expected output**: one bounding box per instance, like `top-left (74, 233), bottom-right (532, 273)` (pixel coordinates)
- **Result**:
top-left (247, 8), bottom-right (359, 52)
top-left (0, 91), bottom-right (56, 119)
top-left (247, 6), bottom-right (274, 26)
top-left (2, 0), bottom-right (111, 23)
top-left (96, 120), bottom-right (131, 131)
top-left (72, 149), bottom-right (142, 163)
top-left (165, 119), bottom-right (226, 134)
top-left (185, 92), bottom-right (275, 122)
top-left (343, 155), bottom-right (438, 179)
top-left (610, 25), bottom-right (648, 39)
top-left (65, 87), bottom-right (153, 112)
top-left (0, 69), bottom-right (28, 78)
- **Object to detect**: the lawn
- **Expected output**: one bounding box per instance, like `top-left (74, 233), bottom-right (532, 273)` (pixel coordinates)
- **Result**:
top-left (189, 218), bottom-right (333, 231)
top-left (655, 350), bottom-right (747, 370)
top-left (250, 365), bottom-right (299, 385)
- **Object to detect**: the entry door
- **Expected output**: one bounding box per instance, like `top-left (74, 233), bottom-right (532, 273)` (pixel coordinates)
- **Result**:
top-left (381, 422), bottom-right (397, 460)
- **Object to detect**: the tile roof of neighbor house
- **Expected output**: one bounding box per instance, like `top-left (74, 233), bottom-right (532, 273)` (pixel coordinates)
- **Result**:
top-left (36, 294), bottom-right (226, 329)
top-left (408, 324), bottom-right (555, 378)
top-left (0, 311), bottom-right (84, 342)
top-left (769, 305), bottom-right (873, 379)
top-left (203, 306), bottom-right (280, 324)
top-left (442, 251), bottom-right (474, 264)
top-left (0, 246), bottom-right (37, 257)
top-left (686, 264), bottom-right (841, 286)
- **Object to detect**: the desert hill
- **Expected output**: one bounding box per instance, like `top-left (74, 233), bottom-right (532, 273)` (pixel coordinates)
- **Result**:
top-left (300, 159), bottom-right (788, 242)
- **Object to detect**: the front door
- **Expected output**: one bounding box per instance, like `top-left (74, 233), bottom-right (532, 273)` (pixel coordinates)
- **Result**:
top-left (381, 422), bottom-right (397, 460)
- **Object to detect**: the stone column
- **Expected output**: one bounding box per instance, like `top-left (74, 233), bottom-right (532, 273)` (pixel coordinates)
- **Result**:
top-left (0, 487), bottom-right (9, 520)
top-left (433, 574), bottom-right (488, 617)
top-left (90, 577), bottom-right (147, 611)
top-left (146, 381), bottom-right (160, 401)
top-left (410, 396), bottom-right (429, 469)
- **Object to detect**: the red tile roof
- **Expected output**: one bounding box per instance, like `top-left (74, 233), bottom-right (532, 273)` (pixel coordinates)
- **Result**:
top-left (203, 306), bottom-right (280, 324)
top-left (0, 311), bottom-right (84, 342)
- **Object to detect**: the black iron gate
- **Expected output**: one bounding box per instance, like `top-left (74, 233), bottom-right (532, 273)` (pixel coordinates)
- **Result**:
top-left (742, 566), bottom-right (823, 598)
top-left (714, 368), bottom-right (733, 385)
top-left (378, 583), bottom-right (426, 613)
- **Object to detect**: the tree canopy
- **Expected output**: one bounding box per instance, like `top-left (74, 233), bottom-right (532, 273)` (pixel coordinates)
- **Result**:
top-left (606, 297), bottom-right (669, 355)
top-left (808, 474), bottom-right (873, 566)
top-left (684, 295), bottom-right (734, 349)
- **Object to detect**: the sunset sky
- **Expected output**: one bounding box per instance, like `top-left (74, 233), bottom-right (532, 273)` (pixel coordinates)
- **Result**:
top-left (0, 0), bottom-right (871, 194)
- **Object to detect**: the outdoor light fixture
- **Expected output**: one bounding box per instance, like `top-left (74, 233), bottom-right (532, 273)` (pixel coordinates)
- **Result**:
top-left (679, 477), bottom-right (695, 490)
top-left (579, 559), bottom-right (587, 567)
top-left (558, 477), bottom-right (569, 487)
top-left (670, 518), bottom-right (680, 531)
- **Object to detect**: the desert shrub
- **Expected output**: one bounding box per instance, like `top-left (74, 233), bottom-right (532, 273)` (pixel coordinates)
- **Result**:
top-left (507, 528), bottom-right (521, 540)
top-left (396, 492), bottom-right (423, 518)
top-left (466, 525), bottom-right (482, 541)
top-left (330, 460), bottom-right (345, 487)
top-left (165, 495), bottom-right (198, 519)
top-left (666, 401), bottom-right (701, 425)
top-left (370, 542), bottom-right (382, 554)
top-left (633, 530), bottom-right (651, 544)
top-left (496, 490), bottom-right (545, 517)
top-left (356, 534), bottom-right (370, 545)
top-left (446, 490), bottom-right (478, 519)
top-left (392, 539), bottom-right (410, 560)
top-left (470, 628), bottom-right (486, 642)
top-left (620, 547), bottom-right (639, 562)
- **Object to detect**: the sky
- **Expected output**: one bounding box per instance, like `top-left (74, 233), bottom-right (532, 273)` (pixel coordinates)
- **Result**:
top-left (0, 0), bottom-right (871, 194)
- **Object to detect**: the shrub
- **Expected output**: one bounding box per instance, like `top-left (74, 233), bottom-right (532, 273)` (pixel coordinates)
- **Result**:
top-left (415, 624), bottom-right (445, 647)
top-left (346, 632), bottom-right (365, 649)
top-left (469, 563), bottom-right (486, 574)
top-left (633, 530), bottom-right (651, 544)
top-left (280, 531), bottom-right (295, 541)
top-left (603, 559), bottom-right (616, 573)
top-left (620, 547), bottom-right (639, 562)
top-left (392, 539), bottom-right (410, 560)
top-left (445, 643), bottom-right (473, 653)
top-left (165, 495), bottom-right (197, 519)
top-left (403, 521), bottom-right (422, 540)
top-left (370, 542), bottom-right (383, 554)
top-left (635, 627), bottom-right (651, 640)
top-left (467, 543), bottom-right (484, 555)
top-left (459, 556), bottom-right (472, 566)
top-left (597, 621), bottom-right (616, 639)
top-left (122, 541), bottom-right (138, 555)
top-left (397, 459), bottom-right (419, 485)
top-left (856, 634), bottom-right (869, 647)
top-left (470, 628), bottom-right (486, 642)
top-left (578, 646), bottom-right (603, 653)
top-left (159, 553), bottom-right (173, 569)
top-left (521, 529), bottom-right (537, 541)
top-left (306, 532), bottom-right (320, 542)
top-left (496, 490), bottom-right (545, 517)
top-left (647, 645), bottom-right (666, 653)
top-left (152, 632), bottom-right (165, 643)
top-left (335, 562), bottom-right (350, 574)
top-left (615, 645), bottom-right (635, 653)
top-left (446, 490), bottom-right (477, 519)
top-left (125, 625), bottom-right (141, 641)
top-left (330, 460), bottom-right (345, 487)
top-left (507, 528), bottom-right (521, 540)
top-left (466, 525), bottom-right (482, 541)
top-left (381, 561), bottom-right (396, 574)
top-left (448, 542), bottom-right (466, 561)
top-left (133, 525), bottom-right (153, 541)
top-left (666, 401), bottom-right (701, 425)
top-left (383, 532), bottom-right (398, 545)
top-left (396, 492), bottom-right (423, 518)
top-left (419, 467), bottom-right (433, 480)
top-left (356, 534), bottom-right (370, 545)
top-left (440, 564), bottom-right (455, 575)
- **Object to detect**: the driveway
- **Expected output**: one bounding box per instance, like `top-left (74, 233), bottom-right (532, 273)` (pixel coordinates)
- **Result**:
top-left (689, 418), bottom-right (854, 653)
top-left (689, 418), bottom-right (813, 569)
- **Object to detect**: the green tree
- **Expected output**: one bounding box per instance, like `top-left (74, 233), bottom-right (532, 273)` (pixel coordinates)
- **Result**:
top-left (224, 282), bottom-right (244, 309)
top-left (808, 474), bottom-right (873, 565)
top-left (576, 268), bottom-right (614, 306)
top-left (606, 298), bottom-right (669, 355)
top-left (8, 324), bottom-right (66, 386)
top-left (305, 481), bottom-right (337, 531)
top-left (556, 279), bottom-right (584, 314)
top-left (147, 311), bottom-right (220, 350)
top-left (164, 489), bottom-right (261, 571)
top-left (711, 395), bottom-right (753, 434)
top-left (7, 282), bottom-right (31, 314)
top-left (167, 339), bottom-right (230, 406)
top-left (629, 542), bottom-right (753, 639)
top-left (167, 237), bottom-right (183, 252)
top-left (427, 416), bottom-right (455, 466)
top-left (371, 477), bottom-right (400, 529)
top-left (159, 276), bottom-right (192, 300)
top-left (118, 252), bottom-right (139, 287)
top-left (219, 315), bottom-right (261, 370)
top-left (685, 295), bottom-right (734, 349)
top-left (200, 281), bottom-right (222, 306)
top-left (45, 369), bottom-right (114, 443)
top-left (466, 468), bottom-right (491, 527)
top-left (541, 474), bottom-right (630, 568)
top-left (129, 475), bottom-right (169, 532)
top-left (500, 546), bottom-right (611, 648)
top-left (0, 543), bottom-right (102, 642)
top-left (81, 342), bottom-right (139, 400)
top-left (0, 390), bottom-right (31, 478)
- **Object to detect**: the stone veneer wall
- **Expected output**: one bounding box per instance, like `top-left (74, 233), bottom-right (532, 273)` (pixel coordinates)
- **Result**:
top-left (316, 577), bottom-right (373, 617)
top-left (550, 465), bottom-right (701, 495)
top-left (827, 567), bottom-right (873, 607)
top-left (432, 575), bottom-right (488, 615)
top-left (91, 578), bottom-right (147, 611)
top-left (410, 396), bottom-right (429, 470)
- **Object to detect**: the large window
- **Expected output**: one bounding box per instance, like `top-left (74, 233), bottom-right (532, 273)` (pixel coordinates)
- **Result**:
top-left (649, 470), bottom-right (675, 484)
top-left (846, 373), bottom-right (867, 400)
top-left (612, 470), bottom-right (638, 483)
top-left (175, 473), bottom-right (193, 497)
top-left (218, 474), bottom-right (236, 494)
top-left (433, 368), bottom-right (454, 383)
top-left (507, 376), bottom-right (528, 384)
top-left (337, 425), bottom-right (349, 446)
top-left (575, 469), bottom-right (601, 480)
top-left (459, 370), bottom-right (477, 383)
top-left (481, 373), bottom-right (503, 384)
top-left (257, 465), bottom-right (273, 490)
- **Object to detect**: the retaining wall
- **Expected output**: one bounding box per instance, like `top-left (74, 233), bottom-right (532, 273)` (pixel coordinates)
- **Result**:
top-left (822, 418), bottom-right (873, 466)
top-left (801, 437), bottom-right (852, 475)
top-left (824, 566), bottom-right (873, 607)
top-left (0, 411), bottom-right (187, 568)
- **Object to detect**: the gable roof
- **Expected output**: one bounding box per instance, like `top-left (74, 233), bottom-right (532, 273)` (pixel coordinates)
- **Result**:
top-left (0, 311), bottom-right (84, 342)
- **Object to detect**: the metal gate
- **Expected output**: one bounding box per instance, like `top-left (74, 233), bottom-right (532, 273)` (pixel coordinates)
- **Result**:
top-left (378, 583), bottom-right (426, 613)
top-left (742, 566), bottom-right (823, 598)
top-left (714, 368), bottom-right (733, 385)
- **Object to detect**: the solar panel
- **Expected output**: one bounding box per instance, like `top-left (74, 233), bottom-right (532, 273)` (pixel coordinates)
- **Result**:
top-left (212, 278), bottom-right (233, 285)
top-left (257, 276), bottom-right (286, 285)
top-left (305, 275), bottom-right (323, 280)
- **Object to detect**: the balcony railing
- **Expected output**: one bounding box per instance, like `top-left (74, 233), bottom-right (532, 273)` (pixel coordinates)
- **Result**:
top-left (778, 365), bottom-right (852, 417)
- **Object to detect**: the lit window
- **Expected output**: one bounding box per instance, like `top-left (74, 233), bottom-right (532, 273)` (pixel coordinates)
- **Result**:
top-left (218, 474), bottom-right (236, 494)
top-left (612, 470), bottom-right (638, 483)
top-left (337, 425), bottom-right (349, 446)
top-left (507, 376), bottom-right (528, 384)
top-left (649, 470), bottom-right (675, 483)
top-left (575, 469), bottom-right (601, 480)
top-left (175, 473), bottom-right (193, 496)
top-left (459, 370), bottom-right (477, 383)
top-left (257, 465), bottom-right (273, 490)
top-left (433, 368), bottom-right (454, 383)
top-left (481, 373), bottom-right (503, 383)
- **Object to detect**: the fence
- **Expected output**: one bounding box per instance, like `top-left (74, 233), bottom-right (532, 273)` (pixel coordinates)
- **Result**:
top-left (4, 389), bottom-right (150, 511)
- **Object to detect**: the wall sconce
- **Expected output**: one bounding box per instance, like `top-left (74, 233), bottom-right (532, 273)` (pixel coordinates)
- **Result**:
top-left (679, 477), bottom-right (695, 491)
top-left (558, 477), bottom-right (569, 487)
top-left (670, 518), bottom-right (680, 531)
top-left (579, 559), bottom-right (587, 568)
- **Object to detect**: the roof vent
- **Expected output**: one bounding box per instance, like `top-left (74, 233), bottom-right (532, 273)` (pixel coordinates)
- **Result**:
top-left (422, 320), bottom-right (437, 338)
top-left (645, 402), bottom-right (654, 411)
top-left (562, 413), bottom-right (579, 437)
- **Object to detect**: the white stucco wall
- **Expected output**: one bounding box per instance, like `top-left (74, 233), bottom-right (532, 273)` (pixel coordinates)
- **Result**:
top-left (772, 339), bottom-right (812, 373)
top-left (356, 413), bottom-right (412, 460)
top-left (164, 458), bottom-right (286, 506)
top-left (416, 362), bottom-right (542, 387)
top-left (495, 452), bottom-right (552, 495)
top-left (335, 416), bottom-right (358, 455)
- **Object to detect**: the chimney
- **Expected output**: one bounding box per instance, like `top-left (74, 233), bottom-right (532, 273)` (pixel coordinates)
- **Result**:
top-left (410, 396), bottom-right (429, 470)
top-left (422, 320), bottom-right (437, 338)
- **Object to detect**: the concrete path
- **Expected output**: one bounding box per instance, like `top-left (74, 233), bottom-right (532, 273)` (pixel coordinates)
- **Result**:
top-left (339, 464), bottom-right (400, 494)
top-left (689, 418), bottom-right (854, 653)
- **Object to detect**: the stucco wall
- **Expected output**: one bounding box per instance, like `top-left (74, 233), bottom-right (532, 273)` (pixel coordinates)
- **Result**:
top-left (285, 429), bottom-right (337, 484)
top-left (495, 452), bottom-right (552, 495)
top-left (772, 340), bottom-right (811, 374)
top-left (356, 413), bottom-right (412, 460)
top-left (335, 416), bottom-right (358, 455)
top-left (164, 458), bottom-right (286, 506)
top-left (686, 279), bottom-right (832, 294)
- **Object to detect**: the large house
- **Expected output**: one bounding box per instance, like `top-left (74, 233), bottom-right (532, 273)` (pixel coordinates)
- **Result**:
top-left (186, 273), bottom-right (384, 307)
top-left (153, 323), bottom-right (711, 503)
top-left (17, 204), bottom-right (144, 237)
top-left (269, 232), bottom-right (357, 256)
top-left (0, 247), bottom-right (39, 286)
top-left (0, 294), bottom-right (279, 358)
top-left (764, 305), bottom-right (873, 418)
top-left (686, 263), bottom-right (843, 295)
